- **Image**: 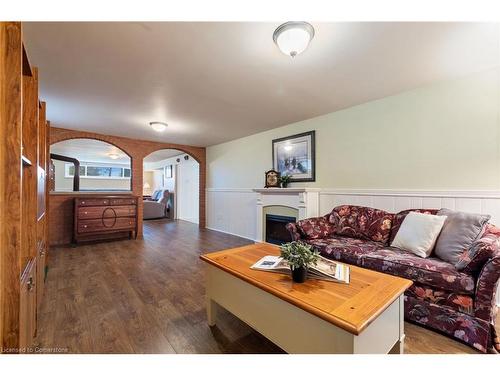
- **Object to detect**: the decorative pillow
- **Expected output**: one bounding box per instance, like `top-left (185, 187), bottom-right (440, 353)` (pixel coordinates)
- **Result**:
top-left (390, 212), bottom-right (447, 258)
top-left (456, 224), bottom-right (500, 275)
top-left (329, 205), bottom-right (394, 244)
top-left (389, 209), bottom-right (438, 244)
top-left (434, 208), bottom-right (490, 266)
top-left (296, 215), bottom-right (335, 240)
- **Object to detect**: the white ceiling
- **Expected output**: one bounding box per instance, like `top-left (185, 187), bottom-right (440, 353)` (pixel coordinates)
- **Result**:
top-left (24, 22), bottom-right (500, 147)
top-left (51, 138), bottom-right (130, 164)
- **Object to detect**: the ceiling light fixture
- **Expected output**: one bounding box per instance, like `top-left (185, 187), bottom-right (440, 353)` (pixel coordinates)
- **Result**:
top-left (273, 21), bottom-right (315, 58)
top-left (108, 153), bottom-right (120, 160)
top-left (150, 121), bottom-right (168, 132)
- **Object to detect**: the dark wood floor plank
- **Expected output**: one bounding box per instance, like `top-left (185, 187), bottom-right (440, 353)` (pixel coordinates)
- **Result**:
top-left (35, 219), bottom-right (497, 354)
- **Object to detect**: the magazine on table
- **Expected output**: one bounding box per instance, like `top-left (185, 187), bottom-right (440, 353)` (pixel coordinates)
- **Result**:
top-left (251, 255), bottom-right (350, 284)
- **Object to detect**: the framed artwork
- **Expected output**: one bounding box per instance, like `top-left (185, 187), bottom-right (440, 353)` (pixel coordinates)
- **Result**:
top-left (165, 165), bottom-right (173, 178)
top-left (272, 130), bottom-right (315, 182)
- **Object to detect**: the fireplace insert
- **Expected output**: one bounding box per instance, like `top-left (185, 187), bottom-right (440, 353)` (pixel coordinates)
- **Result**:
top-left (265, 214), bottom-right (296, 245)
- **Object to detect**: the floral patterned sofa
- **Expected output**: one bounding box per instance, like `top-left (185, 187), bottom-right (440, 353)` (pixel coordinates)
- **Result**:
top-left (286, 205), bottom-right (500, 353)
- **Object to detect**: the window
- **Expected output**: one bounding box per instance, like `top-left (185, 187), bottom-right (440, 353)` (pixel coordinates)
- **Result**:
top-left (65, 164), bottom-right (131, 179)
top-left (67, 165), bottom-right (86, 177)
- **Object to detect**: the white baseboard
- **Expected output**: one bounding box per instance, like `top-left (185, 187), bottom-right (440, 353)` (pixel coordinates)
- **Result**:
top-left (205, 226), bottom-right (256, 242)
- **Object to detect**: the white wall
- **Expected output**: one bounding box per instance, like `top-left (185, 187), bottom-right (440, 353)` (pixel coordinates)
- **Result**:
top-left (144, 156), bottom-right (176, 191)
top-left (177, 158), bottom-right (200, 224)
top-left (206, 68), bottom-right (500, 240)
top-left (208, 68), bottom-right (500, 190)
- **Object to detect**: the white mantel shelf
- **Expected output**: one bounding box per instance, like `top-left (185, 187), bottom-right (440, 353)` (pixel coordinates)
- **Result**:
top-left (253, 188), bottom-right (320, 242)
top-left (252, 188), bottom-right (321, 194)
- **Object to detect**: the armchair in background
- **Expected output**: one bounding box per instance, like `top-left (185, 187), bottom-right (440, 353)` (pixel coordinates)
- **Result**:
top-left (143, 189), bottom-right (170, 219)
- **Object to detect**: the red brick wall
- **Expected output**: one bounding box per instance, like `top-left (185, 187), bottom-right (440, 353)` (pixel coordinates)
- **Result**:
top-left (49, 127), bottom-right (206, 245)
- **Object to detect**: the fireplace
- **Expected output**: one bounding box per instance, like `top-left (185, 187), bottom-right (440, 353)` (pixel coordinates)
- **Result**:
top-left (265, 214), bottom-right (296, 245)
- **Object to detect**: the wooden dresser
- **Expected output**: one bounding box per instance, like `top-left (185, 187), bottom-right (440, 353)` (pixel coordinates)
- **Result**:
top-left (73, 196), bottom-right (138, 244)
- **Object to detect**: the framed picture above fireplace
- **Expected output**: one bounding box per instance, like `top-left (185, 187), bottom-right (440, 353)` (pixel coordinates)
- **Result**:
top-left (272, 130), bottom-right (315, 182)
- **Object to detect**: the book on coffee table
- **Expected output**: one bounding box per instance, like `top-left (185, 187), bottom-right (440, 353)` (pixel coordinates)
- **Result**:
top-left (251, 255), bottom-right (350, 284)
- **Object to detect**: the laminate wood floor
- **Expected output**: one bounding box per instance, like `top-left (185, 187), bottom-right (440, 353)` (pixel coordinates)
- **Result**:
top-left (35, 219), bottom-right (497, 354)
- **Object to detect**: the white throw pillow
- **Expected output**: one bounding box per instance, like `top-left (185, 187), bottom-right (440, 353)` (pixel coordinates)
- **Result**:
top-left (391, 212), bottom-right (447, 258)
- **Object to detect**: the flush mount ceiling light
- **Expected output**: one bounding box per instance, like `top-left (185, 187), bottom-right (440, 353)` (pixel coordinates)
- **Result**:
top-left (108, 153), bottom-right (120, 160)
top-left (273, 21), bottom-right (315, 58)
top-left (150, 121), bottom-right (168, 132)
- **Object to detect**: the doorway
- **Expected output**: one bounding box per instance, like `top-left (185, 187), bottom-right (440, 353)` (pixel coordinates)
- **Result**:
top-left (143, 149), bottom-right (200, 224)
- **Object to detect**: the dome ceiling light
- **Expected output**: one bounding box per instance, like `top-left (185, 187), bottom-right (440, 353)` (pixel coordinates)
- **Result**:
top-left (273, 21), bottom-right (315, 58)
top-left (150, 121), bottom-right (168, 132)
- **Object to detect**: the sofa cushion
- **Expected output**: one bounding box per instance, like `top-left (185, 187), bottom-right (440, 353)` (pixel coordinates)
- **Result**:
top-left (296, 215), bottom-right (336, 240)
top-left (305, 236), bottom-right (383, 266)
top-left (389, 209), bottom-right (438, 244)
top-left (406, 283), bottom-right (474, 315)
top-left (434, 208), bottom-right (490, 266)
top-left (329, 205), bottom-right (394, 245)
top-left (362, 247), bottom-right (475, 295)
top-left (456, 224), bottom-right (500, 275)
top-left (390, 212), bottom-right (447, 258)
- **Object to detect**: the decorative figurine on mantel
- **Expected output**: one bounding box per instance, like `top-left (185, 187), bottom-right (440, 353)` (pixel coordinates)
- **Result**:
top-left (264, 170), bottom-right (280, 188)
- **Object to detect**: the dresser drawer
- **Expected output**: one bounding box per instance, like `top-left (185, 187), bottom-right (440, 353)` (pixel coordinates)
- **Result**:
top-left (110, 198), bottom-right (136, 206)
top-left (78, 205), bottom-right (136, 220)
top-left (77, 198), bottom-right (111, 207)
top-left (78, 217), bottom-right (136, 234)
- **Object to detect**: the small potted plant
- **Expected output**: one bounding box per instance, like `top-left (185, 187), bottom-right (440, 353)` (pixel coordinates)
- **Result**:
top-left (279, 174), bottom-right (291, 188)
top-left (280, 241), bottom-right (319, 283)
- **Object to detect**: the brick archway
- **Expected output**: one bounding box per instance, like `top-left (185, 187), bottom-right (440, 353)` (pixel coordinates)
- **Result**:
top-left (48, 127), bottom-right (206, 245)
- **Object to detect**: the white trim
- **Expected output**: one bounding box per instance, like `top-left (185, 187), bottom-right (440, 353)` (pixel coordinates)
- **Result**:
top-left (208, 187), bottom-right (500, 199)
top-left (320, 189), bottom-right (500, 199)
top-left (205, 226), bottom-right (256, 242)
top-left (253, 188), bottom-right (322, 193)
top-left (206, 188), bottom-right (255, 192)
top-left (49, 191), bottom-right (132, 195)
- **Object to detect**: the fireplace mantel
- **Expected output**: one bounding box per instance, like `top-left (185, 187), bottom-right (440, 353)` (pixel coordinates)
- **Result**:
top-left (252, 188), bottom-right (321, 194)
top-left (253, 188), bottom-right (320, 242)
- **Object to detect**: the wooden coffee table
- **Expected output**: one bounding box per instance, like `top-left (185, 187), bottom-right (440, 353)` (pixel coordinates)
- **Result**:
top-left (200, 243), bottom-right (412, 354)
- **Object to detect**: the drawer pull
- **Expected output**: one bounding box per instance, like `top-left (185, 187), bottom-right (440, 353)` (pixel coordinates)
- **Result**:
top-left (83, 225), bottom-right (88, 228)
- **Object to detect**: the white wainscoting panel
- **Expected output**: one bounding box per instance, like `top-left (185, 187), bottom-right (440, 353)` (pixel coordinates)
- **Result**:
top-left (319, 190), bottom-right (500, 226)
top-left (206, 189), bottom-right (258, 241)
